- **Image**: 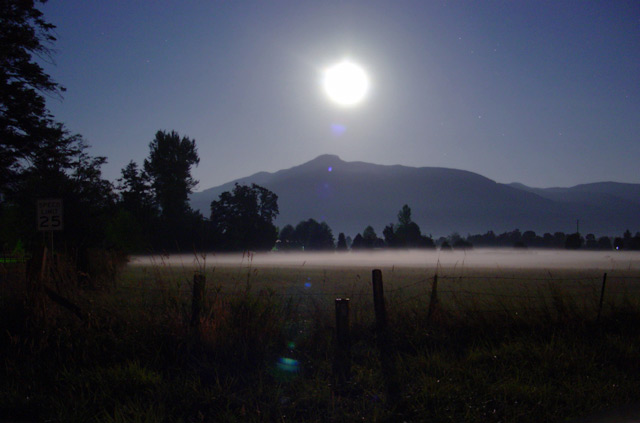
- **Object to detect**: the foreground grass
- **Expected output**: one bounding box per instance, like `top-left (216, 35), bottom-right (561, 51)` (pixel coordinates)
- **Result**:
top-left (1, 259), bottom-right (640, 422)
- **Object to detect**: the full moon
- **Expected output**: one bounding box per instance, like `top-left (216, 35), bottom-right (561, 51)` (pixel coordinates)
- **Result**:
top-left (322, 60), bottom-right (369, 107)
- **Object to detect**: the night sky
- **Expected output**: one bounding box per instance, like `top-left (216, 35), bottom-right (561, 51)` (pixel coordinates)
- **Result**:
top-left (39, 1), bottom-right (640, 190)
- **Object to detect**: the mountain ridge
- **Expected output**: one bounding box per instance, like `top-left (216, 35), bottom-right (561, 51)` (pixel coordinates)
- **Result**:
top-left (190, 155), bottom-right (640, 237)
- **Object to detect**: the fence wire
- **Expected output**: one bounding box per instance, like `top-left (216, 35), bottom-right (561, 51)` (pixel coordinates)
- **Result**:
top-left (114, 270), bottom-right (640, 317)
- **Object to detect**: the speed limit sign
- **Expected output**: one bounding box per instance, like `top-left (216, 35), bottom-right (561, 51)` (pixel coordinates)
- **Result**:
top-left (37, 199), bottom-right (63, 231)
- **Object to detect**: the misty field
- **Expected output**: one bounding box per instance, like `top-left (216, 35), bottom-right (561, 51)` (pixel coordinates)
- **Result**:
top-left (2, 249), bottom-right (640, 422)
top-left (127, 249), bottom-right (640, 318)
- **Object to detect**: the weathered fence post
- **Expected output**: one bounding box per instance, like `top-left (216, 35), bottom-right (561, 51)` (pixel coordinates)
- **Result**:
top-left (597, 272), bottom-right (607, 322)
top-left (333, 298), bottom-right (351, 385)
top-left (191, 272), bottom-right (206, 329)
top-left (371, 269), bottom-right (399, 403)
top-left (427, 273), bottom-right (439, 321)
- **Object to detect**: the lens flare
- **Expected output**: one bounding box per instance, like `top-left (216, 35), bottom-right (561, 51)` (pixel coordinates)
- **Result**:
top-left (276, 357), bottom-right (300, 373)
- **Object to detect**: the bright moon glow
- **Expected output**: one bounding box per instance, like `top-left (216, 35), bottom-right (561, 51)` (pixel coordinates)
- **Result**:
top-left (322, 60), bottom-right (369, 107)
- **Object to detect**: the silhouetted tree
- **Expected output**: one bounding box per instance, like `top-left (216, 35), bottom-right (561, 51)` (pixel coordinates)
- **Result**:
top-left (336, 232), bottom-right (347, 251)
top-left (522, 230), bottom-right (538, 247)
top-left (468, 230), bottom-right (497, 247)
top-left (277, 224), bottom-right (296, 250)
top-left (351, 233), bottom-right (365, 250)
top-left (553, 232), bottom-right (566, 248)
top-left (386, 204), bottom-right (434, 248)
top-left (144, 131), bottom-right (199, 220)
top-left (144, 130), bottom-right (199, 249)
top-left (633, 233), bottom-right (640, 251)
top-left (210, 183), bottom-right (279, 251)
top-left (1, 0), bottom-right (67, 192)
top-left (584, 234), bottom-right (597, 249)
top-left (565, 233), bottom-right (583, 250)
top-left (108, 161), bottom-right (158, 251)
top-left (117, 161), bottom-right (156, 218)
top-left (397, 205), bottom-right (412, 227)
top-left (597, 236), bottom-right (612, 250)
top-left (362, 225), bottom-right (383, 248)
top-left (453, 238), bottom-right (473, 250)
top-left (291, 219), bottom-right (334, 250)
top-left (382, 223), bottom-right (397, 247)
top-left (614, 237), bottom-right (624, 250)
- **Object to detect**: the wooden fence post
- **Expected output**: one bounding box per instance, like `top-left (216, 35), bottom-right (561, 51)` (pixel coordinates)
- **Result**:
top-left (191, 272), bottom-right (206, 329)
top-left (597, 272), bottom-right (607, 322)
top-left (371, 269), bottom-right (399, 403)
top-left (333, 298), bottom-right (351, 384)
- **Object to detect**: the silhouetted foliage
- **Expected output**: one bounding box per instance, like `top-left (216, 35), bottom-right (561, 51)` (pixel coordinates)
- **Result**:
top-left (351, 233), bottom-right (365, 250)
top-left (144, 131), bottom-right (199, 220)
top-left (565, 233), bottom-right (584, 250)
top-left (288, 218), bottom-right (334, 250)
top-left (336, 232), bottom-right (347, 251)
top-left (612, 231), bottom-right (640, 251)
top-left (585, 233), bottom-right (597, 250)
top-left (143, 130), bottom-right (200, 250)
top-left (597, 236), bottom-right (613, 250)
top-left (453, 238), bottom-right (473, 250)
top-left (277, 224), bottom-right (296, 250)
top-left (210, 183), bottom-right (279, 251)
top-left (0, 0), bottom-right (118, 261)
top-left (1, 0), bottom-right (66, 192)
top-left (382, 223), bottom-right (397, 247)
top-left (109, 161), bottom-right (158, 251)
top-left (385, 204), bottom-right (435, 248)
top-left (361, 225), bottom-right (384, 248)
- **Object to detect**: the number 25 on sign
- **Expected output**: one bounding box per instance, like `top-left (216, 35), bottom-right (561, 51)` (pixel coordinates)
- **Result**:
top-left (37, 199), bottom-right (63, 231)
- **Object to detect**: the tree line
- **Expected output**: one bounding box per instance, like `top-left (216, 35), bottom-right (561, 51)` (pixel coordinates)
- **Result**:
top-left (1, 1), bottom-right (638, 262)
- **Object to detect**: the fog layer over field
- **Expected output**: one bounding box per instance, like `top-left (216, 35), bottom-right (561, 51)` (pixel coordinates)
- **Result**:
top-left (130, 249), bottom-right (640, 271)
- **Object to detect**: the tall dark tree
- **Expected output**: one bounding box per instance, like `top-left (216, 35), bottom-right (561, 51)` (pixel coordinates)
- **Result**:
top-left (144, 130), bottom-right (199, 221)
top-left (143, 130), bottom-right (199, 249)
top-left (350, 233), bottom-right (365, 250)
top-left (336, 232), bottom-right (347, 251)
top-left (210, 183), bottom-right (279, 251)
top-left (361, 225), bottom-right (384, 248)
top-left (0, 0), bottom-right (67, 192)
top-left (393, 204), bottom-right (432, 248)
top-left (0, 0), bottom-right (118, 288)
top-left (397, 204), bottom-right (412, 227)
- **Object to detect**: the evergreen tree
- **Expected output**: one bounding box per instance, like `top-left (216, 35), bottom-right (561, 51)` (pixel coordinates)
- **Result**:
top-left (336, 232), bottom-right (347, 251)
top-left (1, 0), bottom-right (65, 191)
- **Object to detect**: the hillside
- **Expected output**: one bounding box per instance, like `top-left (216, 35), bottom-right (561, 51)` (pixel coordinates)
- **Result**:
top-left (191, 155), bottom-right (640, 237)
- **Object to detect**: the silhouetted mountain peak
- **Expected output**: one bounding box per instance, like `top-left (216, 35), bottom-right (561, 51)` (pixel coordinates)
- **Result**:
top-left (191, 156), bottom-right (640, 237)
top-left (306, 154), bottom-right (342, 165)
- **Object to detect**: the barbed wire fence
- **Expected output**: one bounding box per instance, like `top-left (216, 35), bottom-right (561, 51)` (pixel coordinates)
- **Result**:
top-left (115, 268), bottom-right (640, 323)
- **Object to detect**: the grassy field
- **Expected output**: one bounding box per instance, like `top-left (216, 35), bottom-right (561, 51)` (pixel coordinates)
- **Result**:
top-left (2, 251), bottom-right (640, 422)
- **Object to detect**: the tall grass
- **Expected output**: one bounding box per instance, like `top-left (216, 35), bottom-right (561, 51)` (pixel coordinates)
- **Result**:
top-left (1, 256), bottom-right (640, 422)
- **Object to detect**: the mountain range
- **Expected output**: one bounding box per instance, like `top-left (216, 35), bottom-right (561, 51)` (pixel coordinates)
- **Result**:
top-left (190, 155), bottom-right (640, 238)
